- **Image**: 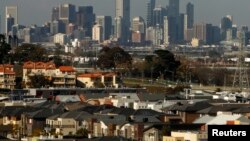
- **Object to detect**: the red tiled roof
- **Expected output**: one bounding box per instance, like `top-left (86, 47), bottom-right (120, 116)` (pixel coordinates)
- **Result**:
top-left (23, 61), bottom-right (56, 69)
top-left (0, 64), bottom-right (13, 68)
top-left (0, 68), bottom-right (15, 74)
top-left (103, 72), bottom-right (116, 77)
top-left (78, 73), bottom-right (102, 78)
top-left (59, 66), bottom-right (75, 72)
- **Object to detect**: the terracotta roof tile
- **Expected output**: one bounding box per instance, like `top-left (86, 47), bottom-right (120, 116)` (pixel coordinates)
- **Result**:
top-left (0, 68), bottom-right (15, 74)
top-left (59, 66), bottom-right (75, 72)
top-left (78, 73), bottom-right (102, 78)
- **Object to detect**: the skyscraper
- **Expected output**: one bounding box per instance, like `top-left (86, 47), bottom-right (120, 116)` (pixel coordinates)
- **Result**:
top-left (52, 7), bottom-right (59, 21)
top-left (96, 16), bottom-right (112, 40)
top-left (5, 6), bottom-right (18, 24)
top-left (59, 3), bottom-right (76, 24)
top-left (92, 24), bottom-right (103, 43)
top-left (132, 16), bottom-right (145, 34)
top-left (115, 0), bottom-right (130, 44)
top-left (168, 0), bottom-right (179, 18)
top-left (6, 15), bottom-right (14, 35)
top-left (194, 23), bottom-right (213, 44)
top-left (77, 6), bottom-right (95, 37)
top-left (186, 2), bottom-right (194, 29)
top-left (221, 16), bottom-right (232, 40)
top-left (146, 0), bottom-right (155, 27)
top-left (114, 16), bottom-right (123, 41)
top-left (163, 16), bottom-right (169, 45)
top-left (153, 7), bottom-right (167, 27)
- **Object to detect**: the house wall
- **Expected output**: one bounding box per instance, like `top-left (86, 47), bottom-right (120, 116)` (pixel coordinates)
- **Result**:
top-left (163, 136), bottom-right (184, 141)
top-left (143, 128), bottom-right (162, 141)
top-left (77, 77), bottom-right (94, 88)
top-left (171, 131), bottom-right (207, 141)
top-left (57, 118), bottom-right (76, 135)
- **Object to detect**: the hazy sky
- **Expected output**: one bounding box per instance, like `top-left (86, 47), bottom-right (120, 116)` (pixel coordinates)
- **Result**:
top-left (1, 0), bottom-right (250, 31)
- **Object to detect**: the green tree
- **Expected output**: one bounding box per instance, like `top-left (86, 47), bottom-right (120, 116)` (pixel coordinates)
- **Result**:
top-left (75, 128), bottom-right (88, 137)
top-left (13, 43), bottom-right (48, 63)
top-left (97, 46), bottom-right (132, 70)
top-left (28, 74), bottom-right (52, 88)
top-left (144, 50), bottom-right (180, 80)
top-left (0, 34), bottom-right (11, 63)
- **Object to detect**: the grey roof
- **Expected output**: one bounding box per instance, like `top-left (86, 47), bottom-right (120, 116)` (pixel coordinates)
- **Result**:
top-left (99, 107), bottom-right (135, 115)
top-left (197, 104), bottom-right (249, 114)
top-left (82, 93), bottom-right (109, 100)
top-left (27, 108), bottom-right (64, 119)
top-left (194, 114), bottom-right (250, 125)
top-left (133, 109), bottom-right (163, 116)
top-left (132, 116), bottom-right (161, 123)
top-left (97, 115), bottom-right (128, 125)
top-left (232, 106), bottom-right (250, 113)
top-left (137, 93), bottom-right (166, 101)
top-left (193, 115), bottom-right (214, 124)
top-left (56, 95), bottom-right (80, 102)
top-left (79, 105), bottom-right (114, 114)
top-left (168, 101), bottom-right (212, 112)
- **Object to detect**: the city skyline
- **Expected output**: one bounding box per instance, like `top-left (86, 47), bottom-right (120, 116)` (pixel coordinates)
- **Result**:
top-left (1, 0), bottom-right (250, 30)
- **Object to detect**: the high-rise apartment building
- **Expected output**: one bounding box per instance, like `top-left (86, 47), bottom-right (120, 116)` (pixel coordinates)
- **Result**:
top-left (146, 0), bottom-right (155, 27)
top-left (115, 0), bottom-right (130, 44)
top-left (114, 16), bottom-right (123, 42)
top-left (92, 24), bottom-right (103, 43)
top-left (153, 7), bottom-right (167, 27)
top-left (5, 6), bottom-right (18, 24)
top-left (59, 3), bottom-right (76, 24)
top-left (221, 16), bottom-right (233, 40)
top-left (132, 16), bottom-right (145, 34)
top-left (186, 2), bottom-right (194, 29)
top-left (163, 16), bottom-right (169, 45)
top-left (77, 6), bottom-right (95, 37)
top-left (168, 0), bottom-right (179, 18)
top-left (194, 23), bottom-right (213, 44)
top-left (52, 7), bottom-right (59, 21)
top-left (96, 16), bottom-right (112, 40)
top-left (6, 15), bottom-right (14, 35)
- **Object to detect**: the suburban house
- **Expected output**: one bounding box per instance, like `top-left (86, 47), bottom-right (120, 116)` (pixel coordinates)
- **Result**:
top-left (46, 111), bottom-right (94, 135)
top-left (77, 72), bottom-right (118, 88)
top-left (163, 131), bottom-right (207, 141)
top-left (0, 64), bottom-right (15, 89)
top-left (23, 61), bottom-right (76, 88)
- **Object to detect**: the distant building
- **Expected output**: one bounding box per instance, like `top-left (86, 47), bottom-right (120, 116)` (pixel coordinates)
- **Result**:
top-left (23, 61), bottom-right (76, 88)
top-left (221, 16), bottom-right (233, 40)
top-left (92, 24), bottom-right (103, 43)
top-left (193, 23), bottom-right (213, 44)
top-left (168, 0), bottom-right (179, 18)
top-left (96, 16), bottom-right (112, 40)
top-left (77, 6), bottom-right (95, 37)
top-left (153, 7), bottom-right (167, 27)
top-left (0, 64), bottom-right (15, 89)
top-left (146, 0), bottom-right (155, 27)
top-left (50, 20), bottom-right (65, 35)
top-left (132, 31), bottom-right (145, 44)
top-left (5, 6), bottom-right (18, 25)
top-left (132, 16), bottom-right (145, 34)
top-left (186, 2), bottom-right (194, 29)
top-left (59, 3), bottom-right (76, 24)
top-left (66, 23), bottom-right (76, 35)
top-left (115, 0), bottom-right (130, 44)
top-left (51, 6), bottom-right (59, 21)
top-left (114, 16), bottom-right (123, 42)
top-left (77, 72), bottom-right (118, 88)
top-left (53, 33), bottom-right (68, 45)
top-left (6, 15), bottom-right (14, 35)
top-left (163, 16), bottom-right (169, 45)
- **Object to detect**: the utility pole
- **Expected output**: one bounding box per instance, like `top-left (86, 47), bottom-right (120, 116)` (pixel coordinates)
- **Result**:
top-left (232, 32), bottom-right (249, 92)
